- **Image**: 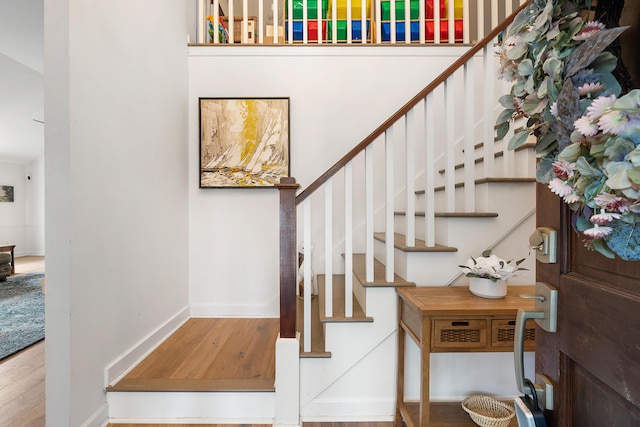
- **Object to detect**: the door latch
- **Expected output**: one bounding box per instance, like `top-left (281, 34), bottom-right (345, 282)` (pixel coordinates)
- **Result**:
top-left (529, 227), bottom-right (557, 264)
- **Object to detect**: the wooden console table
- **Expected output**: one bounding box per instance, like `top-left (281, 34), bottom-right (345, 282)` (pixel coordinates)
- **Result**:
top-left (395, 285), bottom-right (536, 427)
top-left (0, 244), bottom-right (16, 275)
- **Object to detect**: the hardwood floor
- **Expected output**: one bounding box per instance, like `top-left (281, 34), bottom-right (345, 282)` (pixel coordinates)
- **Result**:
top-left (108, 423), bottom-right (394, 426)
top-left (0, 256), bottom-right (45, 427)
top-left (2, 258), bottom-right (395, 427)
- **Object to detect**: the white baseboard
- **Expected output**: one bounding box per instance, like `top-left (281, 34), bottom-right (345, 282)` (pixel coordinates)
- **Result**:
top-left (80, 403), bottom-right (109, 427)
top-left (104, 306), bottom-right (190, 387)
top-left (301, 398), bottom-right (396, 421)
top-left (189, 295), bottom-right (279, 317)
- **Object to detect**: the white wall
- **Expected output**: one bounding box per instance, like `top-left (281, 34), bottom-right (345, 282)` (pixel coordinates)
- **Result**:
top-left (44, 1), bottom-right (190, 426)
top-left (188, 45), bottom-right (466, 316)
top-left (0, 158), bottom-right (44, 255)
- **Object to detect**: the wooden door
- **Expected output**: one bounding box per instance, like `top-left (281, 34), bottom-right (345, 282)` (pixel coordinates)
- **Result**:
top-left (535, 184), bottom-right (640, 426)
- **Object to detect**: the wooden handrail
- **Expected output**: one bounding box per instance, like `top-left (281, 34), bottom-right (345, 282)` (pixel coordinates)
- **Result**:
top-left (295, 0), bottom-right (531, 205)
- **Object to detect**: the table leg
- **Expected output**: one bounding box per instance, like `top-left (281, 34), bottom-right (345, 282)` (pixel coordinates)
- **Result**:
top-left (10, 247), bottom-right (15, 275)
top-left (419, 316), bottom-right (431, 426)
top-left (395, 322), bottom-right (405, 426)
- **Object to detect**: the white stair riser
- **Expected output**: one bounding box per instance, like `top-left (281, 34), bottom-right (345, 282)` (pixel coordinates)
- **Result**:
top-left (433, 147), bottom-right (535, 187)
top-left (300, 287), bottom-right (398, 419)
top-left (107, 391), bottom-right (275, 423)
top-left (422, 180), bottom-right (534, 216)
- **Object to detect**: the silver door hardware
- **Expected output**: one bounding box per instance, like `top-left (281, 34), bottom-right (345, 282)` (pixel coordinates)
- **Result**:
top-left (528, 227), bottom-right (557, 263)
top-left (514, 282), bottom-right (558, 410)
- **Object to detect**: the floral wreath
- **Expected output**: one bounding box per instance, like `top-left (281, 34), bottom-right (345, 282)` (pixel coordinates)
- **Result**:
top-left (496, 0), bottom-right (640, 260)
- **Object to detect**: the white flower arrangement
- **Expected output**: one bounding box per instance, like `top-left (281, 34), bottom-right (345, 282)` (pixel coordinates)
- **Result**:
top-left (459, 250), bottom-right (527, 282)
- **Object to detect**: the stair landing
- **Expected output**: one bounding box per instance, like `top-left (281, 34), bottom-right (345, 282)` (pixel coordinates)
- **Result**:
top-left (107, 318), bottom-right (279, 392)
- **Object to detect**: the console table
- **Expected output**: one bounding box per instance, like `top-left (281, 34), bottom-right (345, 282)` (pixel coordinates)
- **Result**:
top-left (395, 285), bottom-right (536, 427)
top-left (0, 244), bottom-right (16, 275)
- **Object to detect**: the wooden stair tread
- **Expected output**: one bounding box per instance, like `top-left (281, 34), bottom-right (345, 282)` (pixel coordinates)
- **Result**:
top-left (317, 274), bottom-right (373, 322)
top-left (297, 295), bottom-right (331, 358)
top-left (352, 253), bottom-right (415, 288)
top-left (394, 211), bottom-right (498, 218)
top-left (373, 232), bottom-right (458, 253)
top-left (417, 177), bottom-right (536, 194)
top-left (106, 318), bottom-right (278, 392)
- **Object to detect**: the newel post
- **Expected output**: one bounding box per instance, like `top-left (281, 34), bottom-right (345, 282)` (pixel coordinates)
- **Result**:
top-left (276, 177), bottom-right (300, 338)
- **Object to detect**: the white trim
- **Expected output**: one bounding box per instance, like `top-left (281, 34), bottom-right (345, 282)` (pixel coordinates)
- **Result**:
top-left (189, 293), bottom-right (279, 317)
top-left (188, 45), bottom-right (470, 58)
top-left (107, 391), bottom-right (275, 421)
top-left (80, 403), bottom-right (109, 427)
top-left (275, 335), bottom-right (301, 426)
top-left (301, 398), bottom-right (396, 420)
top-left (104, 306), bottom-right (190, 387)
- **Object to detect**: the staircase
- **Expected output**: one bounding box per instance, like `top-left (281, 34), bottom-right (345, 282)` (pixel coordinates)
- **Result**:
top-left (106, 2), bottom-right (535, 425)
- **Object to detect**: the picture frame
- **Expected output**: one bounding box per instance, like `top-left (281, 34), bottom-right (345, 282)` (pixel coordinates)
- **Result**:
top-left (199, 97), bottom-right (290, 188)
top-left (0, 186), bottom-right (14, 202)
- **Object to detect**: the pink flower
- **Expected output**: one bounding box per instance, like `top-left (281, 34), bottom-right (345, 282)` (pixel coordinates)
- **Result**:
top-left (586, 95), bottom-right (617, 120)
top-left (552, 159), bottom-right (576, 179)
top-left (548, 178), bottom-right (574, 197)
top-left (590, 212), bottom-right (621, 225)
top-left (563, 193), bottom-right (581, 204)
top-left (583, 226), bottom-right (613, 238)
top-left (594, 193), bottom-right (631, 213)
top-left (574, 116), bottom-right (599, 136)
top-left (577, 82), bottom-right (604, 97)
top-left (598, 111), bottom-right (629, 135)
top-left (573, 21), bottom-right (606, 41)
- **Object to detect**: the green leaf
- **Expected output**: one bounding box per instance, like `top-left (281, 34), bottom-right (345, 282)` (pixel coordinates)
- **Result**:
top-left (613, 89), bottom-right (640, 110)
top-left (591, 238), bottom-right (616, 259)
top-left (496, 108), bottom-right (515, 125)
top-left (536, 154), bottom-right (555, 184)
top-left (590, 51), bottom-right (618, 73)
top-left (508, 130), bottom-right (531, 150)
top-left (498, 94), bottom-right (514, 109)
top-left (507, 43), bottom-right (528, 61)
top-left (564, 27), bottom-right (630, 77)
top-left (496, 122), bottom-right (510, 141)
top-left (604, 137), bottom-right (635, 161)
top-left (518, 59), bottom-right (534, 77)
top-left (542, 57), bottom-right (563, 80)
top-left (576, 156), bottom-right (601, 176)
top-left (536, 132), bottom-right (557, 153)
top-left (627, 169), bottom-right (640, 185)
top-left (556, 79), bottom-right (580, 150)
top-left (606, 161), bottom-right (633, 189)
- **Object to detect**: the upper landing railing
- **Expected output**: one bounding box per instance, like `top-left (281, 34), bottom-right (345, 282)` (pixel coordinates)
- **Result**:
top-left (195, 0), bottom-right (524, 46)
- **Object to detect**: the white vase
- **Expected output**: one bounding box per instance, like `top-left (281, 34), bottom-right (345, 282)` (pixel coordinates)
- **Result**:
top-left (468, 277), bottom-right (507, 299)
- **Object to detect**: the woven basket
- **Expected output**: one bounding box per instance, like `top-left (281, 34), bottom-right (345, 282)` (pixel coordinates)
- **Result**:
top-left (461, 395), bottom-right (515, 427)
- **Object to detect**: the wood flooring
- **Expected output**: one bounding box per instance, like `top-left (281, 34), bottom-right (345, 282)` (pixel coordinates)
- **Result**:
top-left (108, 317), bottom-right (280, 392)
top-left (0, 256), bottom-right (45, 427)
top-left (1, 257), bottom-right (456, 427)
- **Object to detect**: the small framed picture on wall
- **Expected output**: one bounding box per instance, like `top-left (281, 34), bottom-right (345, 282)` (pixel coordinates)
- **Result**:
top-left (0, 186), bottom-right (14, 202)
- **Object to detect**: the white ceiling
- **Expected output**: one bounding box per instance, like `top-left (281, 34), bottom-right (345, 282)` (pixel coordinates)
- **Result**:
top-left (0, 0), bottom-right (44, 165)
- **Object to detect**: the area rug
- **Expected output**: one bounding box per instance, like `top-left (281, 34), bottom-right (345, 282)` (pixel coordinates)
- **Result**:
top-left (0, 272), bottom-right (45, 360)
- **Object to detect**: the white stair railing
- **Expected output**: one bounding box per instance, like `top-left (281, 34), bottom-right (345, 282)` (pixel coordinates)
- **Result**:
top-left (278, 1), bottom-right (530, 353)
top-left (196, 0), bottom-right (526, 45)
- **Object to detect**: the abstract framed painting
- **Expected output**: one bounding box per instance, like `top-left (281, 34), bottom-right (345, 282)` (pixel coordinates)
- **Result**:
top-left (199, 97), bottom-right (290, 188)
